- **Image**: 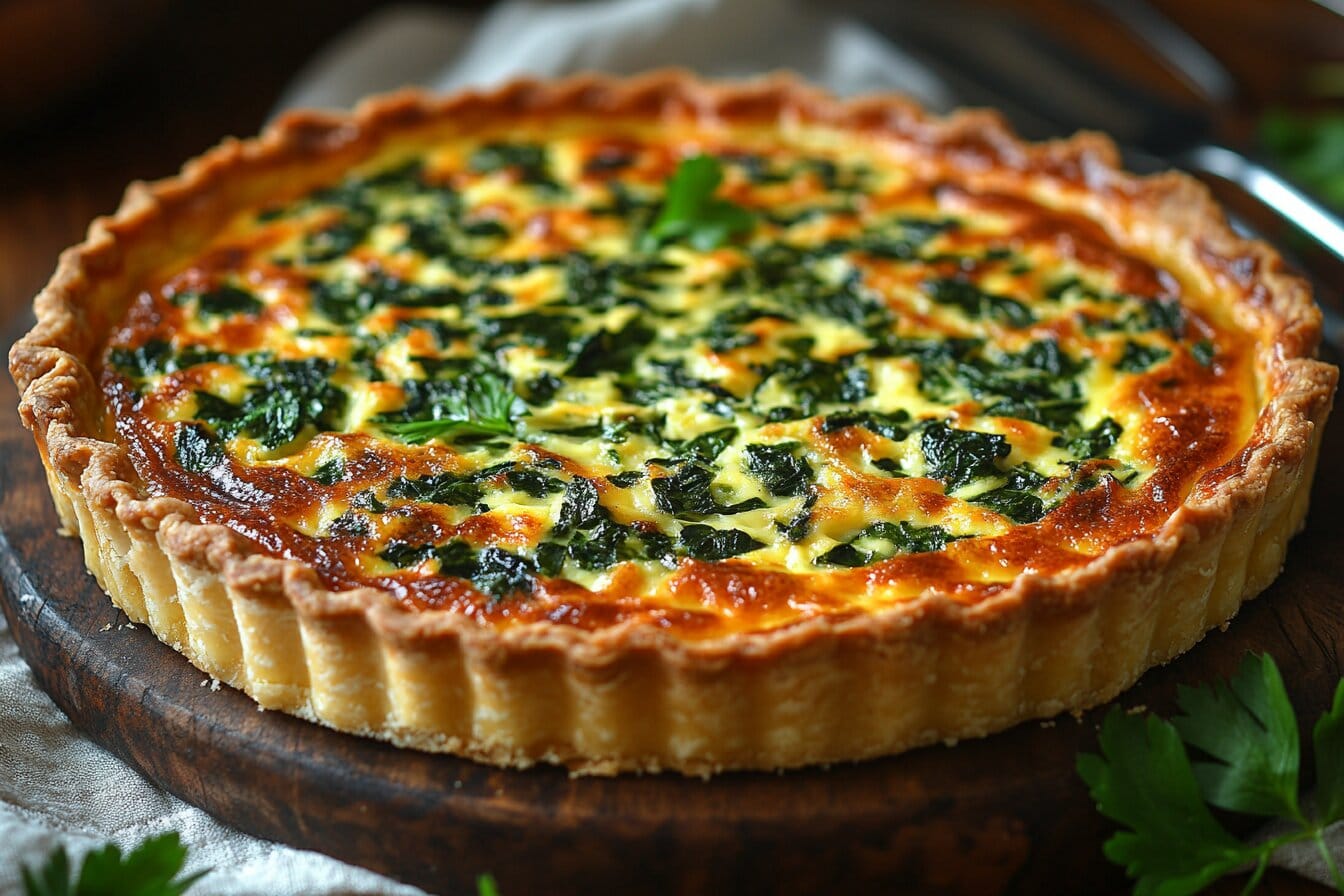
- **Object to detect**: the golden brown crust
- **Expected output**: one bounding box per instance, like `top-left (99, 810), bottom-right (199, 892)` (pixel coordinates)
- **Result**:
top-left (10, 70), bottom-right (1337, 774)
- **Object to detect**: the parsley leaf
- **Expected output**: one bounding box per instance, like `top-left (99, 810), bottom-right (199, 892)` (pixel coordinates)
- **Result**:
top-left (1077, 710), bottom-right (1259, 896)
top-left (1316, 678), bottom-right (1344, 825)
top-left (1172, 652), bottom-right (1301, 819)
top-left (639, 155), bottom-right (756, 252)
top-left (1078, 653), bottom-right (1344, 895)
top-left (22, 832), bottom-right (207, 896)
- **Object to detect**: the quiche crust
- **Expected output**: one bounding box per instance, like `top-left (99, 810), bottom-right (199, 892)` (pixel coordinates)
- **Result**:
top-left (10, 71), bottom-right (1337, 774)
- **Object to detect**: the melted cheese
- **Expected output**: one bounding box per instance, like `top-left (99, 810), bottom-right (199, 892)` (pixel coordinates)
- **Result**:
top-left (101, 119), bottom-right (1259, 636)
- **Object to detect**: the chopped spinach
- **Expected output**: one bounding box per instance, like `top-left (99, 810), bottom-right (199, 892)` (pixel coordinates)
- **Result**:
top-left (743, 442), bottom-right (814, 497)
top-left (820, 410), bottom-right (911, 441)
top-left (672, 427), bottom-right (737, 463)
top-left (921, 422), bottom-right (1011, 491)
top-left (378, 372), bottom-right (523, 444)
top-left (469, 141), bottom-right (559, 191)
top-left (387, 471), bottom-right (484, 506)
top-left (505, 468), bottom-right (564, 498)
top-left (174, 285), bottom-right (263, 318)
top-left (188, 358), bottom-right (347, 449)
top-left (175, 423), bottom-right (225, 473)
top-left (967, 467), bottom-right (1050, 524)
top-left (678, 524), bottom-right (764, 561)
top-left (566, 319), bottom-right (656, 377)
top-left (650, 462), bottom-right (767, 519)
top-left (311, 458), bottom-right (345, 486)
top-left (379, 539), bottom-right (536, 598)
top-left (1115, 340), bottom-right (1172, 373)
top-left (924, 276), bottom-right (1034, 327)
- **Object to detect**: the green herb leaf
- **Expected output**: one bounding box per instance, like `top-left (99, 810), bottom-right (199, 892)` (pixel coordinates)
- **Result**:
top-left (920, 422), bottom-right (1011, 491)
top-left (640, 155), bottom-right (756, 252)
top-left (477, 872), bottom-right (501, 896)
top-left (743, 442), bottom-right (814, 497)
top-left (23, 832), bottom-right (207, 896)
top-left (1172, 652), bottom-right (1302, 819)
top-left (1116, 340), bottom-right (1172, 374)
top-left (651, 462), bottom-right (767, 519)
top-left (1079, 654), bottom-right (1344, 896)
top-left (380, 373), bottom-right (523, 444)
top-left (1077, 710), bottom-right (1259, 896)
top-left (1314, 677), bottom-right (1344, 825)
top-left (924, 276), bottom-right (1035, 328)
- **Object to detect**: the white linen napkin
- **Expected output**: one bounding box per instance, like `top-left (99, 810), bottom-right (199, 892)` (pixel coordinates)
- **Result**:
top-left (3, 2), bottom-right (1340, 893)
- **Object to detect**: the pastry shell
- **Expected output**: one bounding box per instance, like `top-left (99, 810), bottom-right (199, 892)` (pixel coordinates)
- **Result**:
top-left (9, 71), bottom-right (1337, 775)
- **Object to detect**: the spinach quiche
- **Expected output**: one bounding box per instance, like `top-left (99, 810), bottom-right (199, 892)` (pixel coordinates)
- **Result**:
top-left (10, 72), bottom-right (1336, 774)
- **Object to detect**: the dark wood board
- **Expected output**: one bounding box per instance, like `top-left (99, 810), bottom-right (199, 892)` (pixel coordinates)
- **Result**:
top-left (2, 310), bottom-right (1341, 896)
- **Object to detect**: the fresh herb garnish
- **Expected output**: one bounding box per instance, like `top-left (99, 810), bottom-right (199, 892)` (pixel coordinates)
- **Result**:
top-left (175, 424), bottom-right (224, 473)
top-left (743, 442), bottom-right (814, 497)
top-left (22, 832), bottom-right (206, 896)
top-left (678, 523), bottom-right (765, 560)
top-left (639, 155), bottom-right (756, 252)
top-left (650, 462), bottom-right (767, 519)
top-left (1116, 340), bottom-right (1172, 374)
top-left (1260, 109), bottom-right (1344, 210)
top-left (379, 373), bottom-right (524, 444)
top-left (1077, 653), bottom-right (1344, 895)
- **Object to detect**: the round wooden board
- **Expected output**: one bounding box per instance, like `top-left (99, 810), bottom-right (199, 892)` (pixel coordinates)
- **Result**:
top-left (2, 316), bottom-right (1341, 896)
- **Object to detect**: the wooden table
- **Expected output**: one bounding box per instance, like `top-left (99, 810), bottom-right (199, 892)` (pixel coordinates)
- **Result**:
top-left (2, 2), bottom-right (1341, 894)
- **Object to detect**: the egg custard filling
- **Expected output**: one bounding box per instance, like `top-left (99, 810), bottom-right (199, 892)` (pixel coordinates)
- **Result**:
top-left (103, 119), bottom-right (1257, 639)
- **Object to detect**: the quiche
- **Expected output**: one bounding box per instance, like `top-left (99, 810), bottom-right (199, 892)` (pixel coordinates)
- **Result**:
top-left (10, 72), bottom-right (1336, 775)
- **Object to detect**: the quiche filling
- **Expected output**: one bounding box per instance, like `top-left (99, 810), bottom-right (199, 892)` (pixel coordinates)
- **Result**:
top-left (102, 121), bottom-right (1256, 636)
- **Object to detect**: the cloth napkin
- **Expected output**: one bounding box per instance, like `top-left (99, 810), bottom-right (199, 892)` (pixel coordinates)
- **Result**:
top-left (3, 1), bottom-right (1340, 894)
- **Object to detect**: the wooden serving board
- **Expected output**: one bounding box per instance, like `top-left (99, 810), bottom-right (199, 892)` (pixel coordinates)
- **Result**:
top-left (2, 317), bottom-right (1341, 896)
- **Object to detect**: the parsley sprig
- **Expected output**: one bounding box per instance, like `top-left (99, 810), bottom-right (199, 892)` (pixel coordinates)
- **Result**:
top-left (1078, 653), bottom-right (1344, 895)
top-left (639, 155), bottom-right (756, 252)
top-left (22, 832), bottom-right (206, 896)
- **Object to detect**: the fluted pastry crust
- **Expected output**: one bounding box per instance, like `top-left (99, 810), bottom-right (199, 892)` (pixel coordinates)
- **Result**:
top-left (10, 71), bottom-right (1336, 774)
